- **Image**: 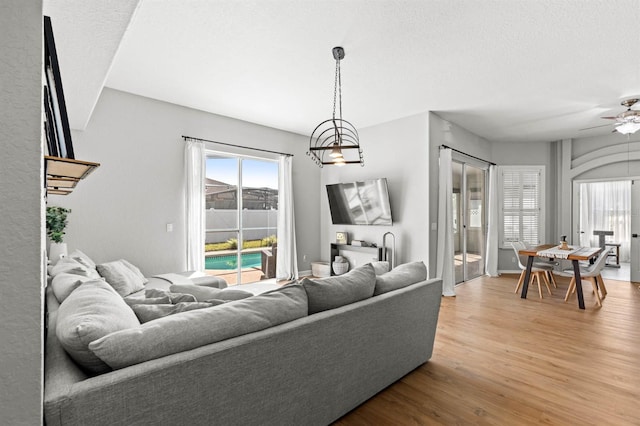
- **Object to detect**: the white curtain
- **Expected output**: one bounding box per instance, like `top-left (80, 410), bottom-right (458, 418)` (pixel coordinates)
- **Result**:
top-left (579, 180), bottom-right (630, 262)
top-left (185, 140), bottom-right (205, 271)
top-left (436, 148), bottom-right (455, 296)
top-left (485, 164), bottom-right (499, 276)
top-left (276, 155), bottom-right (298, 281)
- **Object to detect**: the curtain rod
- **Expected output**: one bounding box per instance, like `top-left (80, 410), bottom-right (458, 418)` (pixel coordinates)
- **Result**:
top-left (182, 136), bottom-right (293, 157)
top-left (439, 144), bottom-right (496, 166)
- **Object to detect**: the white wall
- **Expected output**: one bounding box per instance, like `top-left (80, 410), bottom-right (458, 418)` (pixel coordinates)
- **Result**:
top-left (0, 1), bottom-right (45, 423)
top-left (320, 113), bottom-right (430, 269)
top-left (59, 88), bottom-right (321, 276)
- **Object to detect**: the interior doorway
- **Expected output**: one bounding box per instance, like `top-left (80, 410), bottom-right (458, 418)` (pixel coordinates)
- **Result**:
top-left (452, 161), bottom-right (487, 283)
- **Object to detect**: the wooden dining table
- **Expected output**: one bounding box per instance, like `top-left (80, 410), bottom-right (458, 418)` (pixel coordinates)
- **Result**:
top-left (518, 244), bottom-right (602, 309)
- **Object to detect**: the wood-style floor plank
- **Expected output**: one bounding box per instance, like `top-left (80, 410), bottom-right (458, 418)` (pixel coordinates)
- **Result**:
top-left (333, 275), bottom-right (640, 425)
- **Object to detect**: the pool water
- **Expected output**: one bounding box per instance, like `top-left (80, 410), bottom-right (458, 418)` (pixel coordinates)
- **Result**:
top-left (205, 252), bottom-right (262, 270)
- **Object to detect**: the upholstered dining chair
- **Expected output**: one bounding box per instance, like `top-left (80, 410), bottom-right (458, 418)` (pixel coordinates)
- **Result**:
top-left (555, 248), bottom-right (609, 307)
top-left (511, 241), bottom-right (556, 298)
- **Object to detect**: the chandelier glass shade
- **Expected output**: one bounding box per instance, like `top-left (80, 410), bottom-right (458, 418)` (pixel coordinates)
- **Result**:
top-left (308, 47), bottom-right (363, 167)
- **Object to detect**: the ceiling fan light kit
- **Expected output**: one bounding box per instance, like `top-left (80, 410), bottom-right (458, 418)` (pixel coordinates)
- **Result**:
top-left (308, 46), bottom-right (364, 168)
top-left (604, 98), bottom-right (640, 135)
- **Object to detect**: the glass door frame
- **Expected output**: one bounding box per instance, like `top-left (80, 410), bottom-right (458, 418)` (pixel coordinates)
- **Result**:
top-left (205, 150), bottom-right (279, 285)
top-left (452, 157), bottom-right (489, 283)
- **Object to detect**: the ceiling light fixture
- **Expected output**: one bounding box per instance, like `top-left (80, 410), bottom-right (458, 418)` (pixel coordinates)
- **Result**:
top-left (607, 98), bottom-right (640, 134)
top-left (308, 46), bottom-right (363, 167)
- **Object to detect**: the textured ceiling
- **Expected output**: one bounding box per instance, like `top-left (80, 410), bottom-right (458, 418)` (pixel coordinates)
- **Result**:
top-left (46, 0), bottom-right (640, 143)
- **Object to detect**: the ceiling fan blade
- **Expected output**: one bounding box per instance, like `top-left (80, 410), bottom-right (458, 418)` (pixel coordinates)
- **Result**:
top-left (579, 123), bottom-right (611, 131)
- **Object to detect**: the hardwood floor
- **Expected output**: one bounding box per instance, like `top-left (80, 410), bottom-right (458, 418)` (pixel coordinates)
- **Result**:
top-left (334, 274), bottom-right (640, 425)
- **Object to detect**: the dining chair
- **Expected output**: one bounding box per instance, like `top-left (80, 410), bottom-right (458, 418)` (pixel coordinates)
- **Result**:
top-left (511, 241), bottom-right (555, 298)
top-left (555, 248), bottom-right (609, 307)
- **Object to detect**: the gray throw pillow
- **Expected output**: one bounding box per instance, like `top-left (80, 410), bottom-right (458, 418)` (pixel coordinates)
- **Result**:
top-left (97, 260), bottom-right (146, 297)
top-left (90, 284), bottom-right (308, 369)
top-left (56, 279), bottom-right (140, 374)
top-left (169, 284), bottom-right (252, 302)
top-left (119, 258), bottom-right (149, 284)
top-left (301, 263), bottom-right (376, 314)
top-left (68, 249), bottom-right (96, 269)
top-left (131, 302), bottom-right (215, 323)
top-left (48, 257), bottom-right (101, 279)
top-left (373, 261), bottom-right (427, 296)
top-left (50, 272), bottom-right (95, 303)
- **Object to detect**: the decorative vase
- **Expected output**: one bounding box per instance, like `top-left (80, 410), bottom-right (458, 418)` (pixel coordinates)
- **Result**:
top-left (49, 242), bottom-right (68, 263)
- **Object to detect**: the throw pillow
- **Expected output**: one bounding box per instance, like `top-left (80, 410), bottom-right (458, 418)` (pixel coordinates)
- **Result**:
top-left (119, 258), bottom-right (149, 284)
top-left (131, 302), bottom-right (215, 323)
top-left (50, 272), bottom-right (95, 303)
top-left (68, 249), bottom-right (96, 269)
top-left (169, 284), bottom-right (252, 302)
top-left (48, 257), bottom-right (101, 279)
top-left (301, 263), bottom-right (376, 314)
top-left (90, 284), bottom-right (308, 370)
top-left (56, 279), bottom-right (140, 374)
top-left (97, 260), bottom-right (146, 297)
top-left (373, 261), bottom-right (427, 296)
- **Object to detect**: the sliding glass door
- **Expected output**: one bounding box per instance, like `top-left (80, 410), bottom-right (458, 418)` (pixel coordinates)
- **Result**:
top-left (204, 153), bottom-right (279, 285)
top-left (452, 161), bottom-right (487, 283)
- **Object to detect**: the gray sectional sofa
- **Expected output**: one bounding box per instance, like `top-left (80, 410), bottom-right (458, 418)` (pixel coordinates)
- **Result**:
top-left (44, 256), bottom-right (443, 426)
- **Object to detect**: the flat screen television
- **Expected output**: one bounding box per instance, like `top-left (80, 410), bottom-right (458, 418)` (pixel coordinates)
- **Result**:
top-left (326, 178), bottom-right (393, 225)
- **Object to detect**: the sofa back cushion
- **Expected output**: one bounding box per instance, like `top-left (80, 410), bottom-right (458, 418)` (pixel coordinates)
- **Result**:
top-left (55, 279), bottom-right (140, 374)
top-left (374, 261), bottom-right (427, 295)
top-left (301, 263), bottom-right (376, 314)
top-left (89, 284), bottom-right (308, 369)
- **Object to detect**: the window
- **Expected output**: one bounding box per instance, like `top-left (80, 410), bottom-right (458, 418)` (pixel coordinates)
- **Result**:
top-left (499, 166), bottom-right (545, 247)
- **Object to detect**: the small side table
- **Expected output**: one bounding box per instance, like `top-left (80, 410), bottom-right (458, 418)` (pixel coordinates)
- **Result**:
top-left (605, 242), bottom-right (621, 268)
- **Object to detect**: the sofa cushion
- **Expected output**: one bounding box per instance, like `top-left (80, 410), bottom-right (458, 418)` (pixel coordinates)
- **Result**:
top-left (301, 263), bottom-right (376, 314)
top-left (371, 261), bottom-right (390, 275)
top-left (131, 301), bottom-right (218, 323)
top-left (50, 272), bottom-right (96, 303)
top-left (97, 260), bottom-right (146, 297)
top-left (48, 257), bottom-right (101, 279)
top-left (123, 294), bottom-right (172, 306)
top-left (56, 279), bottom-right (140, 374)
top-left (169, 284), bottom-right (252, 302)
top-left (119, 258), bottom-right (149, 284)
top-left (145, 288), bottom-right (197, 303)
top-left (373, 261), bottom-right (427, 296)
top-left (68, 249), bottom-right (96, 269)
top-left (89, 284), bottom-right (308, 369)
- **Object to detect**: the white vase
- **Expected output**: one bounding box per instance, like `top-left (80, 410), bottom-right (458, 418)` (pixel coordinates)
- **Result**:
top-left (49, 242), bottom-right (68, 263)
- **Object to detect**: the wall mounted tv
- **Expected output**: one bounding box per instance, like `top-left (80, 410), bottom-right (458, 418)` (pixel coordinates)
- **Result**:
top-left (326, 178), bottom-right (393, 225)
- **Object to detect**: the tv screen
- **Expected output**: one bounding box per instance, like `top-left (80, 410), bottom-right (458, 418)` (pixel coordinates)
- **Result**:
top-left (326, 178), bottom-right (393, 225)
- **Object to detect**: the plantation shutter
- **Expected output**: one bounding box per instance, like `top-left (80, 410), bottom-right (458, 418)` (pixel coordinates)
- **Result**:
top-left (499, 166), bottom-right (544, 247)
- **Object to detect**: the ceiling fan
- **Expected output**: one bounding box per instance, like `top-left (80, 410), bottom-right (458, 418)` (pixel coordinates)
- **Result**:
top-left (581, 98), bottom-right (640, 134)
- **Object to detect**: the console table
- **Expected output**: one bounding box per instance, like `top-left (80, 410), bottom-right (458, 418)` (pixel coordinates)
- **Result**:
top-left (330, 244), bottom-right (385, 276)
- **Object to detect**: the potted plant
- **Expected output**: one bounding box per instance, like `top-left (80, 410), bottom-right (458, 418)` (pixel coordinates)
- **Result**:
top-left (46, 206), bottom-right (71, 261)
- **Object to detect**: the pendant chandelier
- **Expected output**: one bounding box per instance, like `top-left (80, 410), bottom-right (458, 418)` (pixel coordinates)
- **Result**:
top-left (308, 46), bottom-right (363, 167)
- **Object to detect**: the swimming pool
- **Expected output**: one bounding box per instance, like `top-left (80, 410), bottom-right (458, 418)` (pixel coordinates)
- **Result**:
top-left (205, 252), bottom-right (262, 270)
